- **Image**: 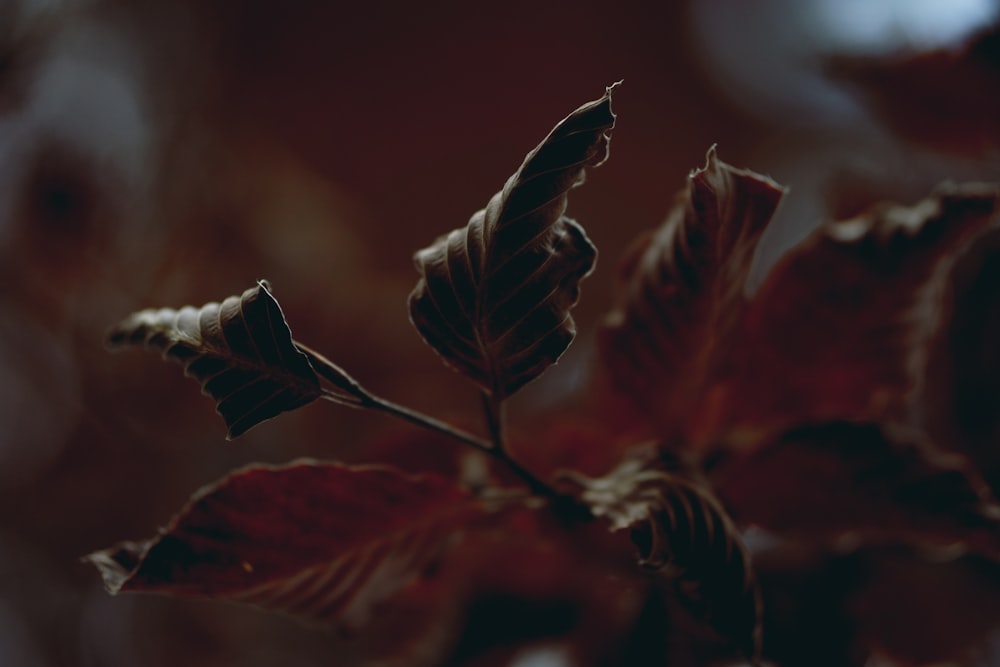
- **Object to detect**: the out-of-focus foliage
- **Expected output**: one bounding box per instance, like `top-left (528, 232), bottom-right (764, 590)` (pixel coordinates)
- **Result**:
top-left (3, 0), bottom-right (1000, 666)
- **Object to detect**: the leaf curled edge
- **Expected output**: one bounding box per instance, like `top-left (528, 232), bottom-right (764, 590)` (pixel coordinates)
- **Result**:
top-left (599, 147), bottom-right (786, 440)
top-left (409, 84), bottom-right (618, 398)
top-left (699, 182), bottom-right (1000, 448)
top-left (85, 460), bottom-right (490, 633)
top-left (106, 281), bottom-right (321, 438)
top-left (601, 152), bottom-right (1000, 454)
top-left (561, 449), bottom-right (762, 662)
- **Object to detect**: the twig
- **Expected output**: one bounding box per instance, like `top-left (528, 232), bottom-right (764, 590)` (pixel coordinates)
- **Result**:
top-left (480, 391), bottom-right (560, 500)
top-left (302, 341), bottom-right (562, 499)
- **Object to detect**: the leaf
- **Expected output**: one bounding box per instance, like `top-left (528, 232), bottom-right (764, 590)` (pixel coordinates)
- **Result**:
top-left (107, 281), bottom-right (325, 438)
top-left (85, 460), bottom-right (489, 632)
top-left (561, 449), bottom-right (762, 662)
top-left (713, 421), bottom-right (1000, 560)
top-left (599, 146), bottom-right (785, 445)
top-left (705, 183), bottom-right (1000, 447)
top-left (409, 84), bottom-right (617, 398)
top-left (827, 25), bottom-right (1000, 156)
top-left (848, 551), bottom-right (1000, 666)
top-left (601, 154), bottom-right (1000, 451)
top-left (924, 227), bottom-right (1000, 496)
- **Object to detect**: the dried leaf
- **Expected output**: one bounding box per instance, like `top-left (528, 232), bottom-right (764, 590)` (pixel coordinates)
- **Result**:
top-left (713, 422), bottom-right (1000, 560)
top-left (562, 450), bottom-right (762, 662)
top-left (409, 85), bottom-right (617, 398)
top-left (602, 154), bottom-right (1000, 450)
top-left (85, 460), bottom-right (488, 632)
top-left (599, 147), bottom-right (785, 444)
top-left (107, 281), bottom-right (323, 438)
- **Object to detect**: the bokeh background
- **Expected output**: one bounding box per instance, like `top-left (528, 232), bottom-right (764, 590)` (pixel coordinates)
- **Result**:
top-left (1, 0), bottom-right (999, 665)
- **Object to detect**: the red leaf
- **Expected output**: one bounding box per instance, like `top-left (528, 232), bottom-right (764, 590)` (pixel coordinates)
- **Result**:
top-left (599, 147), bottom-right (785, 445)
top-left (849, 552), bottom-right (1000, 665)
top-left (714, 422), bottom-right (1000, 559)
top-left (409, 85), bottom-right (616, 398)
top-left (85, 461), bottom-right (490, 632)
top-left (702, 184), bottom-right (1000, 448)
top-left (602, 153), bottom-right (1000, 451)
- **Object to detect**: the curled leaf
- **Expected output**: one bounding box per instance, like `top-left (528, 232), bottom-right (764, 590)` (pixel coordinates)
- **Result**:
top-left (409, 85), bottom-right (617, 398)
top-left (599, 147), bottom-right (785, 444)
top-left (562, 450), bottom-right (762, 662)
top-left (601, 150), bottom-right (1000, 452)
top-left (107, 281), bottom-right (326, 438)
top-left (85, 460), bottom-right (488, 632)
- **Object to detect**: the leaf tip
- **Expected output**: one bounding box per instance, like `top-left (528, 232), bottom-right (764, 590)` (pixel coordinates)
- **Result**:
top-left (605, 80), bottom-right (623, 103)
top-left (703, 142), bottom-right (719, 169)
top-left (83, 541), bottom-right (146, 595)
top-left (224, 417), bottom-right (253, 440)
top-left (104, 325), bottom-right (127, 350)
top-left (689, 144), bottom-right (723, 181)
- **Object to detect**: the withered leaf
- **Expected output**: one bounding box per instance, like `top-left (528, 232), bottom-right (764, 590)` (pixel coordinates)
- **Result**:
top-left (85, 460), bottom-right (488, 632)
top-left (107, 281), bottom-right (322, 438)
top-left (562, 450), bottom-right (762, 662)
top-left (602, 151), bottom-right (1000, 451)
top-left (599, 147), bottom-right (785, 446)
top-left (409, 85), bottom-right (617, 398)
top-left (713, 422), bottom-right (1000, 560)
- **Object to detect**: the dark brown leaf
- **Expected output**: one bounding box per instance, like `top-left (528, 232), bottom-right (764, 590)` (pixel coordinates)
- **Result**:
top-left (599, 147), bottom-right (785, 445)
top-left (85, 460), bottom-right (489, 632)
top-left (602, 157), bottom-right (1000, 451)
top-left (107, 281), bottom-right (324, 438)
top-left (409, 85), bottom-right (617, 398)
top-left (713, 422), bottom-right (1000, 560)
top-left (562, 450), bottom-right (762, 662)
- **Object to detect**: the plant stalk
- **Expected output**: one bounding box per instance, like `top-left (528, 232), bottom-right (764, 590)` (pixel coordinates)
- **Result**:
top-left (366, 395), bottom-right (493, 454)
top-left (304, 340), bottom-right (562, 500)
top-left (480, 391), bottom-right (560, 500)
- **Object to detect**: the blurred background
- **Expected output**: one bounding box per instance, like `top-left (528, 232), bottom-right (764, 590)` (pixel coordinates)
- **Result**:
top-left (0, 0), bottom-right (998, 665)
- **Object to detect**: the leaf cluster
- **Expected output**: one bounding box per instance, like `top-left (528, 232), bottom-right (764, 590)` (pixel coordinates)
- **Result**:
top-left (87, 84), bottom-right (1000, 666)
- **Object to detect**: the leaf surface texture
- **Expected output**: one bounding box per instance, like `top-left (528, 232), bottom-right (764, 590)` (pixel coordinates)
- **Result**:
top-left (86, 461), bottom-right (487, 631)
top-left (410, 86), bottom-right (617, 397)
top-left (601, 153), bottom-right (1000, 451)
top-left (564, 450), bottom-right (762, 661)
top-left (107, 281), bottom-right (321, 438)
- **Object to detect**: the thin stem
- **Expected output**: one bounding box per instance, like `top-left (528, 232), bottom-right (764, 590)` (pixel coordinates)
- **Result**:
top-left (480, 391), bottom-right (507, 452)
top-left (302, 338), bottom-right (562, 501)
top-left (302, 341), bottom-right (491, 451)
top-left (365, 395), bottom-right (493, 454)
top-left (480, 391), bottom-right (560, 500)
